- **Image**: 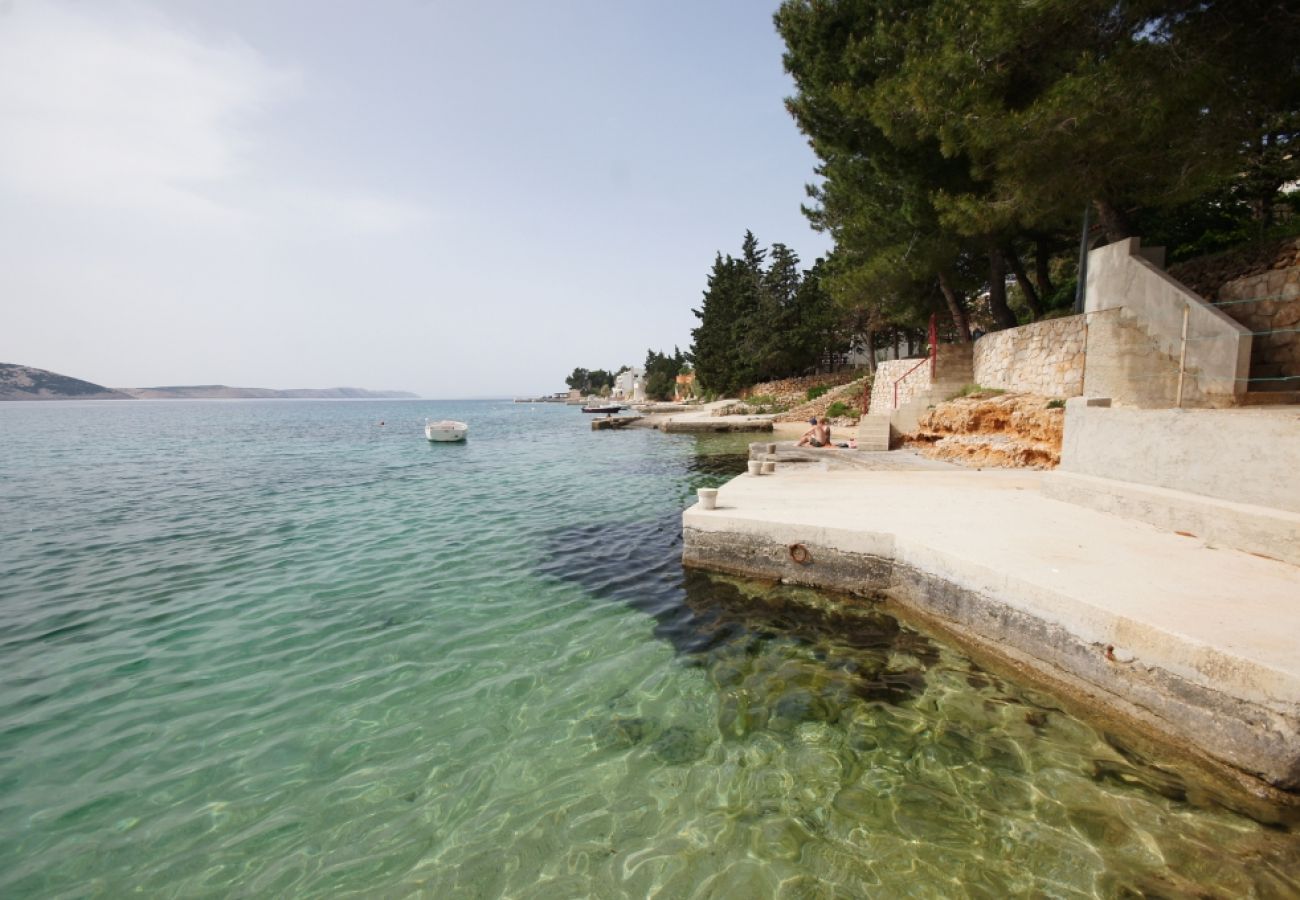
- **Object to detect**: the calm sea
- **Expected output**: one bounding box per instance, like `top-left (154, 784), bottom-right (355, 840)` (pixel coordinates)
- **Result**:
top-left (1, 399), bottom-right (1296, 897)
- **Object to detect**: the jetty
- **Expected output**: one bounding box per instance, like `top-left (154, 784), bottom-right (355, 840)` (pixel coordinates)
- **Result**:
top-left (590, 399), bottom-right (775, 433)
top-left (660, 417), bottom-right (772, 433)
top-left (590, 416), bottom-right (641, 430)
top-left (683, 405), bottom-right (1300, 813)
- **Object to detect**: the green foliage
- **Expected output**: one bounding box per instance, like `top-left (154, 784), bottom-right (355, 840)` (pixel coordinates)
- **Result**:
top-left (564, 367), bottom-right (616, 394)
top-left (1046, 399), bottom-right (1066, 409)
top-left (774, 0), bottom-right (1300, 339)
top-left (643, 347), bottom-right (687, 402)
top-left (690, 232), bottom-right (852, 396)
top-left (825, 400), bottom-right (853, 419)
top-left (806, 385), bottom-right (830, 401)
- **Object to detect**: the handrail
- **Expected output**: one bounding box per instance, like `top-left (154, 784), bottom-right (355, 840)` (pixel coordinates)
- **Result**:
top-left (892, 314), bottom-right (938, 409)
top-left (892, 355), bottom-right (931, 409)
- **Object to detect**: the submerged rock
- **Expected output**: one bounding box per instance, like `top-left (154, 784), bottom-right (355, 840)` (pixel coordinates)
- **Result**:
top-left (769, 689), bottom-right (837, 732)
top-left (592, 716), bottom-right (652, 751)
top-left (649, 725), bottom-right (710, 765)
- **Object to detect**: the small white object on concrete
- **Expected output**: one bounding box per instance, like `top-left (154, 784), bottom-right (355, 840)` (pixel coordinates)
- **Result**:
top-left (747, 460), bottom-right (762, 476)
top-left (761, 460), bottom-right (775, 474)
top-left (696, 488), bottom-right (718, 510)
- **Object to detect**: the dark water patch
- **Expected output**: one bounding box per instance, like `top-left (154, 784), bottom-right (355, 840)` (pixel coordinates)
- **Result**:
top-left (591, 716), bottom-right (652, 751)
top-left (617, 450), bottom-right (750, 481)
top-left (648, 725), bottom-right (710, 765)
top-left (851, 667), bottom-right (927, 706)
top-left (534, 510), bottom-right (953, 723)
top-left (1095, 733), bottom-right (1192, 804)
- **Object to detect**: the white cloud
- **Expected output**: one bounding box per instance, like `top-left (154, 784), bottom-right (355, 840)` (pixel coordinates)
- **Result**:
top-left (0, 1), bottom-right (423, 233)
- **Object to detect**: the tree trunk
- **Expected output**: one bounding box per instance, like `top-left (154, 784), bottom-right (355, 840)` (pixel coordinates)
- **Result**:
top-left (1034, 237), bottom-right (1055, 299)
top-left (987, 248), bottom-right (1018, 330)
top-left (937, 271), bottom-right (971, 342)
top-left (1093, 199), bottom-right (1133, 243)
top-left (1004, 244), bottom-right (1043, 321)
top-left (863, 328), bottom-right (876, 374)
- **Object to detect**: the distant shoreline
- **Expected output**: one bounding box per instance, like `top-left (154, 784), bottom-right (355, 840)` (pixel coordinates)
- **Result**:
top-left (1, 363), bottom-right (419, 401)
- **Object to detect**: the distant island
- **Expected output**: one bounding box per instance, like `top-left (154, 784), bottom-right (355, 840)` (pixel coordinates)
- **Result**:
top-left (0, 363), bottom-right (418, 401)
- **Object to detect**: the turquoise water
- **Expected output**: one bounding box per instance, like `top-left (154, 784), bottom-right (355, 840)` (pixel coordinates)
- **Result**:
top-left (1, 399), bottom-right (1296, 898)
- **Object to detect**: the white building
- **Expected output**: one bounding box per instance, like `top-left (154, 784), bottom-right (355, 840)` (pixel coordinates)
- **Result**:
top-left (612, 367), bottom-right (645, 401)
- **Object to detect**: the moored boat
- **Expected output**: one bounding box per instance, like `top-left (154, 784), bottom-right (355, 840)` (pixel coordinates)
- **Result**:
top-left (425, 419), bottom-right (468, 442)
top-left (581, 404), bottom-right (624, 414)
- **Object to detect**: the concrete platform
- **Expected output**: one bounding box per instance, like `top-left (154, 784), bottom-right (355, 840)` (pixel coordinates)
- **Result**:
top-left (1044, 470), bottom-right (1300, 566)
top-left (682, 465), bottom-right (1300, 800)
top-left (661, 417), bottom-right (772, 433)
top-left (591, 415), bottom-right (642, 430)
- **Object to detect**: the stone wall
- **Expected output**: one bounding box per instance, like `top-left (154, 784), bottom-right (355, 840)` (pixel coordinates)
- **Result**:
top-left (773, 376), bottom-right (870, 423)
top-left (741, 371), bottom-right (857, 404)
top-left (869, 358), bottom-right (930, 413)
top-left (972, 315), bottom-right (1086, 398)
top-left (1214, 242), bottom-right (1300, 391)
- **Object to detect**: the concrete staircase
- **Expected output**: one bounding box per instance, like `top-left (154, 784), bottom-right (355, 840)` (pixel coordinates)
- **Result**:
top-left (857, 413), bottom-right (891, 451)
top-left (857, 342), bottom-right (975, 449)
top-left (889, 342), bottom-right (975, 437)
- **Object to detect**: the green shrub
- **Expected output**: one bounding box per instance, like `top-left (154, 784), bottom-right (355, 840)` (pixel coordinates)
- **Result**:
top-left (825, 400), bottom-right (854, 419)
top-left (806, 385), bottom-right (830, 401)
top-left (1046, 398), bottom-right (1066, 409)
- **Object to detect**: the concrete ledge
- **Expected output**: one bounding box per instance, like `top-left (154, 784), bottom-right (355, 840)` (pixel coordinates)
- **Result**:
top-left (1043, 470), bottom-right (1300, 565)
top-left (682, 468), bottom-right (1300, 800)
top-left (1059, 404), bottom-right (1300, 512)
top-left (661, 418), bottom-right (773, 433)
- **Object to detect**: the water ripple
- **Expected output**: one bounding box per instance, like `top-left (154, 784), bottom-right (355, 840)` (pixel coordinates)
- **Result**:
top-left (0, 400), bottom-right (1296, 897)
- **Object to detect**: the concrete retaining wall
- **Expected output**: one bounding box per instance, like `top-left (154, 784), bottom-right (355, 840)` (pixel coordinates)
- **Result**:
top-left (1084, 238), bottom-right (1251, 406)
top-left (972, 315), bottom-right (1086, 397)
top-left (1058, 402), bottom-right (1300, 513)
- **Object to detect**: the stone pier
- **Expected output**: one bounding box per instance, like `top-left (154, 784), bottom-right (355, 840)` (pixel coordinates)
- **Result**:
top-left (682, 466), bottom-right (1300, 809)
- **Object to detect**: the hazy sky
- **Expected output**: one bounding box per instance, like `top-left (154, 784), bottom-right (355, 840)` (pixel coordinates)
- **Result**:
top-left (1, 0), bottom-right (830, 397)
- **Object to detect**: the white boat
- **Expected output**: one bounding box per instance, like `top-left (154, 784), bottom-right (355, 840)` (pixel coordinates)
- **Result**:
top-left (425, 419), bottom-right (468, 442)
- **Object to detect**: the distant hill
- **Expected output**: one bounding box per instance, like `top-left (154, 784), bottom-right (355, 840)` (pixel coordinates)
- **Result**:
top-left (121, 385), bottom-right (420, 400)
top-left (0, 363), bottom-right (133, 400)
top-left (0, 363), bottom-right (419, 401)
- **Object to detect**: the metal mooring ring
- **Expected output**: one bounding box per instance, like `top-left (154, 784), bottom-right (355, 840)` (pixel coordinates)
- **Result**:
top-left (788, 543), bottom-right (812, 565)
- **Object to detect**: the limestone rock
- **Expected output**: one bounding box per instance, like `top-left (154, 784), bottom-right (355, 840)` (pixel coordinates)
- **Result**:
top-left (903, 392), bottom-right (1065, 469)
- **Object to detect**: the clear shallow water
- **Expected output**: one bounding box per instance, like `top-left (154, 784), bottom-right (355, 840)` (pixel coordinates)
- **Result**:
top-left (0, 399), bottom-right (1296, 898)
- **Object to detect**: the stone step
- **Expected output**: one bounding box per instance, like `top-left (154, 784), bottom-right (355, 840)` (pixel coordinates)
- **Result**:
top-left (926, 383), bottom-right (971, 402)
top-left (857, 414), bottom-right (891, 451)
top-left (933, 363), bottom-right (974, 380)
top-left (1239, 390), bottom-right (1300, 406)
